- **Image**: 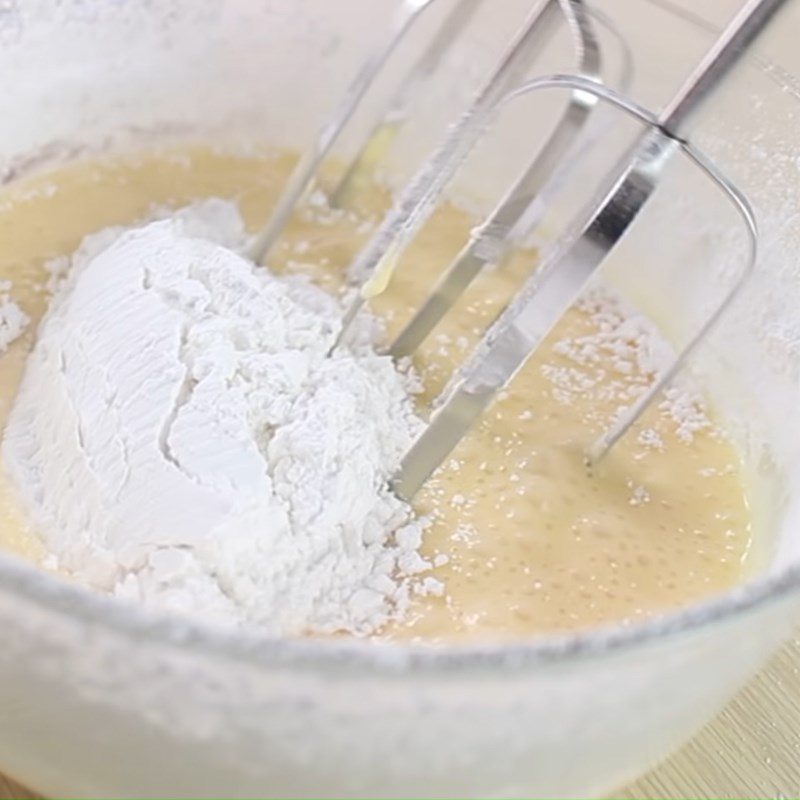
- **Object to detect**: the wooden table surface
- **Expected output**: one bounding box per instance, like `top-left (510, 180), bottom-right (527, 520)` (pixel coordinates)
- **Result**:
top-left (1, 636), bottom-right (798, 799)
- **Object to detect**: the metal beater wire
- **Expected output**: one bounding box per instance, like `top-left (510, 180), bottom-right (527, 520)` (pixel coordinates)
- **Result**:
top-left (247, 0), bottom-right (440, 265)
top-left (492, 77), bottom-right (759, 466)
top-left (330, 0), bottom-right (600, 353)
top-left (392, 76), bottom-right (758, 500)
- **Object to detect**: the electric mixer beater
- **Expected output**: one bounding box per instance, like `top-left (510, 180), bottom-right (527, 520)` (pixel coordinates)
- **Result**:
top-left (249, 0), bottom-right (784, 500)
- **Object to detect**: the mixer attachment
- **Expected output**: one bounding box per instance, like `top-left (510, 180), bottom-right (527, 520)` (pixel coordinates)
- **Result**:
top-left (251, 0), bottom-right (784, 501)
top-left (392, 75), bottom-right (758, 499)
top-left (248, 0), bottom-right (614, 265)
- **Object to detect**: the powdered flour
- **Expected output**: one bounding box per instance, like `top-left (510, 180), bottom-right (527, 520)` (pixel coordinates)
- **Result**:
top-left (3, 200), bottom-right (437, 635)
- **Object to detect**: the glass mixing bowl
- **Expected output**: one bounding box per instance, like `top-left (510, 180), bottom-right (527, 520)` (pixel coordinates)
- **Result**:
top-left (1, 0), bottom-right (800, 796)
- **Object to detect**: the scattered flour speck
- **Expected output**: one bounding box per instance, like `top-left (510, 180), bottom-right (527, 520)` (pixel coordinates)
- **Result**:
top-left (0, 281), bottom-right (28, 353)
top-left (544, 288), bottom-right (714, 442)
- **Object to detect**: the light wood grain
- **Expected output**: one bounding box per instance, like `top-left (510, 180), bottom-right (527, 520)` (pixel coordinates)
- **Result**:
top-left (623, 635), bottom-right (800, 799)
top-left (1, 637), bottom-right (798, 798)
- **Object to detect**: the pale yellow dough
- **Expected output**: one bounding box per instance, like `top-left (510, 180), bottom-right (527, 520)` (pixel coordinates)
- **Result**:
top-left (0, 146), bottom-right (752, 640)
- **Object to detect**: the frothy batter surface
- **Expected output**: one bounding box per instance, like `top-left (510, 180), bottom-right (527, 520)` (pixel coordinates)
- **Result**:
top-left (0, 146), bottom-right (752, 640)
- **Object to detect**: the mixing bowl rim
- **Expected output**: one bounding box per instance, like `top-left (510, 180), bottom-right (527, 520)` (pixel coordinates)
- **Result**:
top-left (0, 546), bottom-right (797, 674)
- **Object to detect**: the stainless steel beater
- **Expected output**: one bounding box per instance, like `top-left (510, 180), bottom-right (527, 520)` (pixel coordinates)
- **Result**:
top-left (248, 0), bottom-right (616, 264)
top-left (252, 0), bottom-right (785, 500)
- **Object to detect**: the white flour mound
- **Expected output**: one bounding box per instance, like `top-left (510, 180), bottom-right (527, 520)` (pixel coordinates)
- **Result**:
top-left (3, 200), bottom-right (434, 636)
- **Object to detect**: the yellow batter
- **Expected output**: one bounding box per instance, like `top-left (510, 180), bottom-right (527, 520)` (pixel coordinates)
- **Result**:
top-left (0, 145), bottom-right (752, 641)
